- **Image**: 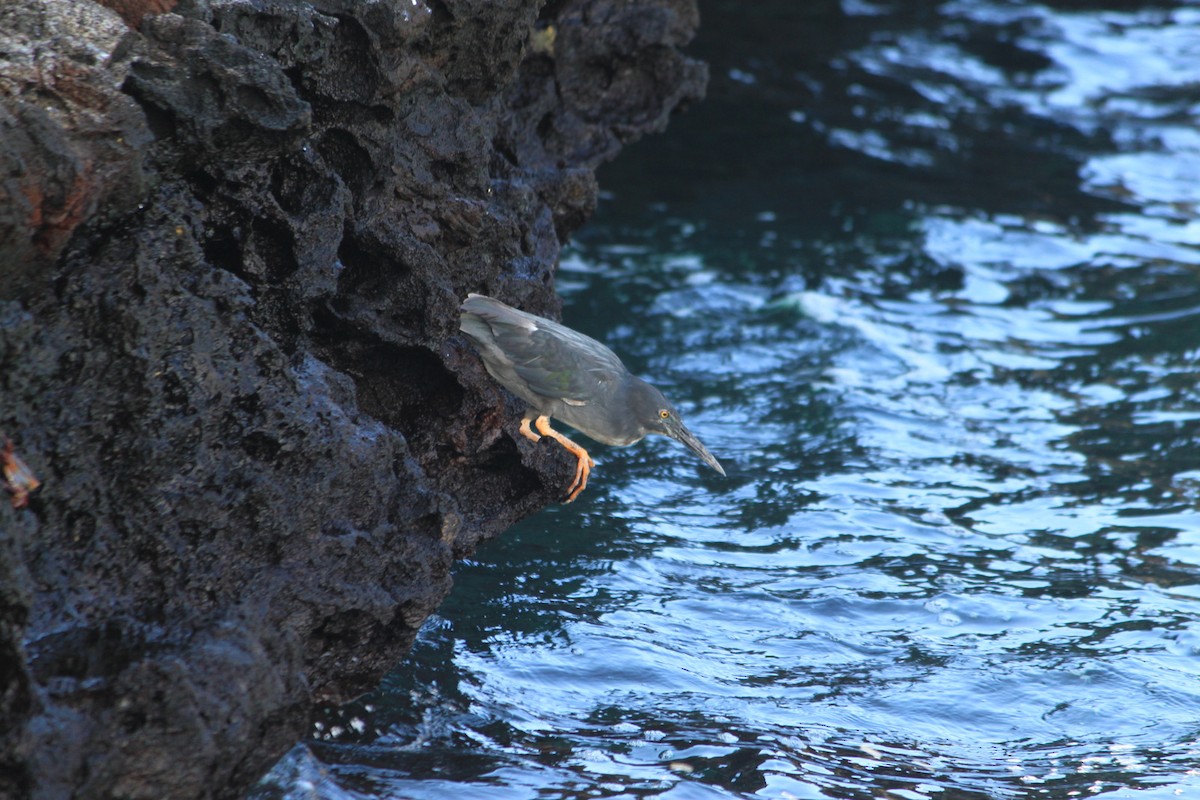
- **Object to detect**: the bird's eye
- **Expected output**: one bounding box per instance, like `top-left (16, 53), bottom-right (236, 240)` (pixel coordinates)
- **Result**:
top-left (659, 410), bottom-right (670, 419)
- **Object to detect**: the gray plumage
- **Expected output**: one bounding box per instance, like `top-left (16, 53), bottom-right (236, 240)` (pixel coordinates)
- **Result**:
top-left (460, 293), bottom-right (724, 499)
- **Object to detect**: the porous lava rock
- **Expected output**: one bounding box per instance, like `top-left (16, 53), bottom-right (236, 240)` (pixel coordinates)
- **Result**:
top-left (0, 0), bottom-right (705, 796)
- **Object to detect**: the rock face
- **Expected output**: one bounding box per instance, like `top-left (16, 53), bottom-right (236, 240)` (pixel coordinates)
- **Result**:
top-left (0, 0), bottom-right (705, 797)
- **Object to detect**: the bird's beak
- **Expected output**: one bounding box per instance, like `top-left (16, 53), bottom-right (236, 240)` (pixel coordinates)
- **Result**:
top-left (663, 418), bottom-right (726, 477)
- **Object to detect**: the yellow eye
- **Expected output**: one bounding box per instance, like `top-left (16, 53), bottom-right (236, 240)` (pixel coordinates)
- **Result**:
top-left (659, 410), bottom-right (670, 419)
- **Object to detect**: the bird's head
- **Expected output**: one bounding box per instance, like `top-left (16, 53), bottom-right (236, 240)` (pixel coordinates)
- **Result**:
top-left (632, 382), bottom-right (726, 477)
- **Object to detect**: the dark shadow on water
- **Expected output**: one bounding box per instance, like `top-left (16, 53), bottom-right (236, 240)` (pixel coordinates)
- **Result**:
top-left (594, 0), bottom-right (1134, 289)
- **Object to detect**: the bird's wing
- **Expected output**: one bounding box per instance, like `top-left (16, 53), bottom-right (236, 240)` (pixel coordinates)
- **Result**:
top-left (462, 295), bottom-right (625, 405)
top-left (510, 323), bottom-right (625, 405)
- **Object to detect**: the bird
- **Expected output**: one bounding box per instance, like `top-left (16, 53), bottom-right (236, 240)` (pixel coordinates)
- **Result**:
top-left (459, 293), bottom-right (725, 502)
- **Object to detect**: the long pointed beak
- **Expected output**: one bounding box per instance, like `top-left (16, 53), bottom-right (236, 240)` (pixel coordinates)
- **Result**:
top-left (663, 418), bottom-right (726, 477)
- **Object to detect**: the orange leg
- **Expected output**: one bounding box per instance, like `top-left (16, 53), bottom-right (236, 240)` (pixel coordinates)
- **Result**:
top-left (533, 415), bottom-right (594, 503)
top-left (519, 416), bottom-right (541, 442)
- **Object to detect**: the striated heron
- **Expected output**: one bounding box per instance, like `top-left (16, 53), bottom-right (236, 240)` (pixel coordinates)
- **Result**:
top-left (460, 293), bottom-right (725, 502)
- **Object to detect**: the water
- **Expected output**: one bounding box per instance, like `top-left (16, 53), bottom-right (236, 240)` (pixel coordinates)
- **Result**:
top-left (256, 2), bottom-right (1200, 798)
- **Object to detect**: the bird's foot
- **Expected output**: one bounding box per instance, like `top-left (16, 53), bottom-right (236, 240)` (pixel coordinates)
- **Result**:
top-left (533, 415), bottom-right (593, 503)
top-left (563, 454), bottom-right (591, 503)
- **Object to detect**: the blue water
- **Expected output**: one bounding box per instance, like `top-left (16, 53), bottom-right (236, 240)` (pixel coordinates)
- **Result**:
top-left (257, 2), bottom-right (1200, 798)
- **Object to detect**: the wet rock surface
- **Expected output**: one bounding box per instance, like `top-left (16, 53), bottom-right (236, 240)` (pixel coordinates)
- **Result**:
top-left (0, 0), bottom-right (705, 797)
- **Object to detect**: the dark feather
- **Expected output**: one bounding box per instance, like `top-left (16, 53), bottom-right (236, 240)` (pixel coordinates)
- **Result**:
top-left (461, 294), bottom-right (628, 405)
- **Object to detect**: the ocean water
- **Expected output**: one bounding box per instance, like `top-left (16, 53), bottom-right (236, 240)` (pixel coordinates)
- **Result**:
top-left (256, 2), bottom-right (1200, 798)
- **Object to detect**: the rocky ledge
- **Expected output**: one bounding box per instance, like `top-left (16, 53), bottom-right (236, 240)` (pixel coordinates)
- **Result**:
top-left (0, 0), bottom-right (704, 796)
